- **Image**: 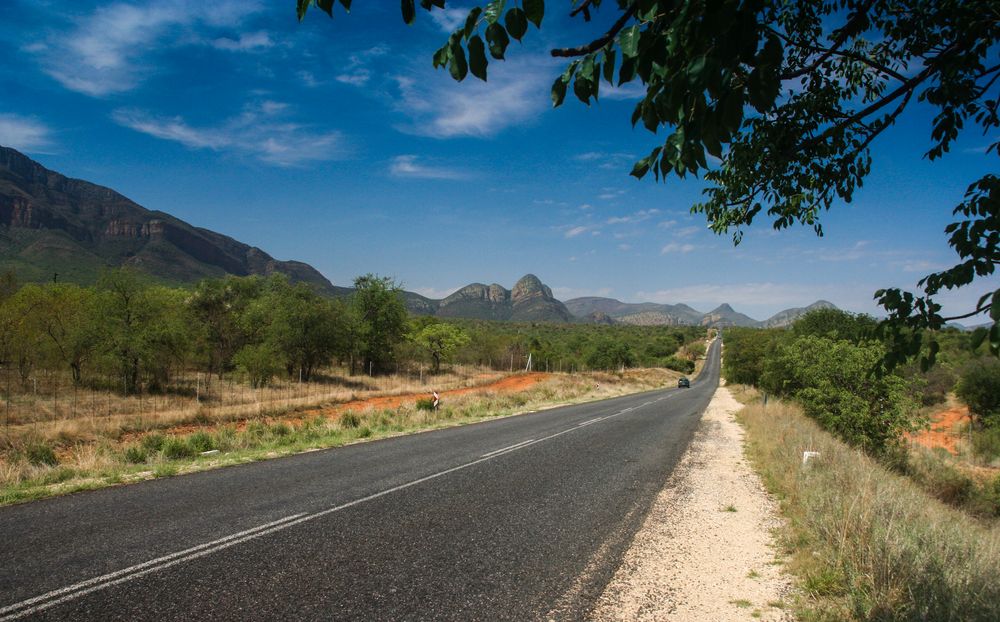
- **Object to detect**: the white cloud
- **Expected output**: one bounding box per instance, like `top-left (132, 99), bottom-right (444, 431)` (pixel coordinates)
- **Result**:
top-left (336, 45), bottom-right (389, 88)
top-left (565, 226), bottom-right (590, 238)
top-left (212, 31), bottom-right (272, 52)
top-left (389, 155), bottom-right (466, 180)
top-left (428, 7), bottom-right (469, 32)
top-left (618, 244), bottom-right (632, 251)
top-left (392, 55), bottom-right (555, 138)
top-left (606, 208), bottom-right (659, 225)
top-left (32, 0), bottom-right (265, 96)
top-left (112, 100), bottom-right (344, 166)
top-left (661, 242), bottom-right (696, 254)
top-left (601, 81), bottom-right (646, 100)
top-left (675, 225), bottom-right (701, 238)
top-left (0, 114), bottom-right (54, 153)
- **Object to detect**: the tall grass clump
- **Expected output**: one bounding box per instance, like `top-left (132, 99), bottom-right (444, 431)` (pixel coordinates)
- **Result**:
top-left (737, 395), bottom-right (1000, 621)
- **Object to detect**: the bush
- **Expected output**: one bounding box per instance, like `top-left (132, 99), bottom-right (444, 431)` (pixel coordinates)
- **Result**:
top-left (415, 398), bottom-right (436, 411)
top-left (232, 343), bottom-right (283, 388)
top-left (956, 357), bottom-right (1000, 427)
top-left (972, 426), bottom-right (1000, 463)
top-left (123, 445), bottom-right (148, 464)
top-left (662, 356), bottom-right (695, 374)
top-left (187, 432), bottom-right (215, 453)
top-left (24, 442), bottom-right (58, 466)
top-left (141, 433), bottom-right (165, 452)
top-left (760, 336), bottom-right (915, 455)
top-left (162, 437), bottom-right (196, 459)
top-left (340, 412), bottom-right (360, 428)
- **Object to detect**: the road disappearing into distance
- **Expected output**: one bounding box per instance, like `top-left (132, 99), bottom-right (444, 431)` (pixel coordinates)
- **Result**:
top-left (1, 340), bottom-right (721, 621)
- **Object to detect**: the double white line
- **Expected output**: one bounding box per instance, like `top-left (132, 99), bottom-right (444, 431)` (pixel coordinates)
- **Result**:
top-left (1, 390), bottom-right (679, 620)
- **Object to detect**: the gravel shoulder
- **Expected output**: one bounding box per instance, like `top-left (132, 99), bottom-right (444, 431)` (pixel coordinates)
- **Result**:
top-left (590, 385), bottom-right (794, 621)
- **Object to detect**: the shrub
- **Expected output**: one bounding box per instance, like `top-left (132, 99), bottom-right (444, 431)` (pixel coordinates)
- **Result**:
top-left (662, 356), bottom-right (695, 374)
top-left (123, 445), bottom-right (148, 464)
top-left (956, 357), bottom-right (1000, 427)
top-left (24, 442), bottom-right (58, 467)
top-left (340, 412), bottom-right (361, 428)
top-left (162, 437), bottom-right (195, 460)
top-left (972, 426), bottom-right (1000, 463)
top-left (415, 398), bottom-right (436, 411)
top-left (187, 432), bottom-right (215, 453)
top-left (269, 423), bottom-right (291, 437)
top-left (760, 336), bottom-right (915, 455)
top-left (232, 343), bottom-right (283, 388)
top-left (141, 433), bottom-right (165, 452)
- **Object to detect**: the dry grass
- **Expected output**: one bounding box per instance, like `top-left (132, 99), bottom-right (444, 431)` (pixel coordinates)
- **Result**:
top-left (0, 366), bottom-right (685, 505)
top-left (733, 387), bottom-right (1000, 621)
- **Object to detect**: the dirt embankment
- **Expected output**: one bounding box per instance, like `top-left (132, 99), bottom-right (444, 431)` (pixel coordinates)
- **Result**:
top-left (907, 406), bottom-right (971, 455)
top-left (591, 386), bottom-right (793, 621)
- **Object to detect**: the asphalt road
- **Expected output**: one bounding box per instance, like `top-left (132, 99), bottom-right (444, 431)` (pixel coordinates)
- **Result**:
top-left (0, 339), bottom-right (721, 621)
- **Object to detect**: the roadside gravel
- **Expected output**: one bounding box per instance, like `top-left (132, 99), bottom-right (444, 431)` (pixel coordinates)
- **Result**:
top-left (590, 385), bottom-right (794, 621)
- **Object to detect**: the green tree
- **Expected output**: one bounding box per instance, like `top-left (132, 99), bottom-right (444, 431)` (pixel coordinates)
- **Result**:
top-left (299, 0), bottom-right (1000, 368)
top-left (956, 358), bottom-right (1000, 428)
top-left (722, 327), bottom-right (779, 386)
top-left (189, 275), bottom-right (265, 378)
top-left (94, 270), bottom-right (189, 394)
top-left (351, 274), bottom-right (408, 375)
top-left (412, 321), bottom-right (471, 373)
top-left (31, 283), bottom-right (98, 384)
top-left (791, 308), bottom-right (878, 344)
top-left (761, 335), bottom-right (915, 454)
top-left (232, 343), bottom-right (283, 388)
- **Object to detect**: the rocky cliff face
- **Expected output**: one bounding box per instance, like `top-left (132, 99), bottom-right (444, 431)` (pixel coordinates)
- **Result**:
top-left (432, 275), bottom-right (573, 322)
top-left (0, 145), bottom-right (337, 293)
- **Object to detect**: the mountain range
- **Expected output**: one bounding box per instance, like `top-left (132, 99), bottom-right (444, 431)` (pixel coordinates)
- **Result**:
top-left (0, 145), bottom-right (835, 328)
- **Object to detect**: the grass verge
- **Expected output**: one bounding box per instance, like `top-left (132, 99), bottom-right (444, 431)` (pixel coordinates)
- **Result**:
top-left (0, 367), bottom-right (684, 506)
top-left (733, 387), bottom-right (1000, 621)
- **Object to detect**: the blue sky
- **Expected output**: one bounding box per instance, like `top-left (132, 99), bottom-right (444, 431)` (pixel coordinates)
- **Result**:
top-left (0, 0), bottom-right (996, 320)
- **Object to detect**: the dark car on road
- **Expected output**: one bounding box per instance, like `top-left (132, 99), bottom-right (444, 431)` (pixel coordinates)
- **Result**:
top-left (677, 377), bottom-right (690, 388)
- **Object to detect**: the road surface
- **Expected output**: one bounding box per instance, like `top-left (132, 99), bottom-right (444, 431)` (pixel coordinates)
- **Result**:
top-left (0, 340), bottom-right (721, 621)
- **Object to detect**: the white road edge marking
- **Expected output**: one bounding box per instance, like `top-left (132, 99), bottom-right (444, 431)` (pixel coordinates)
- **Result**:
top-left (0, 388), bottom-right (684, 620)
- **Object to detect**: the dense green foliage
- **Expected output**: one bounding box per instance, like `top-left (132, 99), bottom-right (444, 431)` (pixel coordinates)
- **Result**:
top-left (956, 357), bottom-right (1000, 427)
top-left (299, 0), bottom-right (1000, 369)
top-left (726, 309), bottom-right (920, 454)
top-left (0, 269), bottom-right (704, 396)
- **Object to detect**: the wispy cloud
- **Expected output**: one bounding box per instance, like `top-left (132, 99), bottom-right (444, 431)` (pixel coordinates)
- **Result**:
top-left (564, 225), bottom-right (592, 238)
top-left (112, 100), bottom-right (344, 166)
top-left (601, 81), bottom-right (645, 101)
top-left (0, 114), bottom-right (55, 153)
top-left (336, 45), bottom-right (389, 87)
top-left (428, 7), bottom-right (469, 32)
top-left (389, 155), bottom-right (467, 180)
top-left (212, 31), bottom-right (272, 52)
top-left (606, 208), bottom-right (659, 225)
top-left (31, 0), bottom-right (265, 96)
top-left (392, 55), bottom-right (554, 138)
top-left (661, 242), bottom-right (696, 254)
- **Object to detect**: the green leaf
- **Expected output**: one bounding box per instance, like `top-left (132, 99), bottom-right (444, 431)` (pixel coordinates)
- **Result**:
top-left (468, 35), bottom-right (488, 81)
top-left (505, 8), bottom-right (528, 41)
top-left (485, 22), bottom-right (509, 59)
top-left (992, 289), bottom-right (1000, 321)
top-left (619, 25), bottom-right (640, 58)
top-left (523, 0), bottom-right (544, 28)
top-left (551, 75), bottom-right (567, 107)
top-left (578, 55), bottom-right (595, 82)
top-left (338, 0), bottom-right (352, 10)
top-left (296, 0), bottom-right (312, 20)
top-left (602, 49), bottom-right (616, 84)
top-left (573, 73), bottom-right (592, 105)
top-left (971, 326), bottom-right (988, 350)
top-left (316, 0), bottom-right (335, 16)
top-left (448, 41), bottom-right (468, 81)
top-left (484, 0), bottom-right (505, 24)
top-left (401, 0), bottom-right (416, 24)
top-left (432, 43), bottom-right (451, 68)
top-left (618, 57), bottom-right (637, 84)
top-left (464, 7), bottom-right (483, 38)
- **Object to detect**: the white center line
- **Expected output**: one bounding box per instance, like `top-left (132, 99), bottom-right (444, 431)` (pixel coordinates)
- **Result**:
top-left (0, 386), bottom-right (684, 620)
top-left (480, 439), bottom-right (536, 458)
